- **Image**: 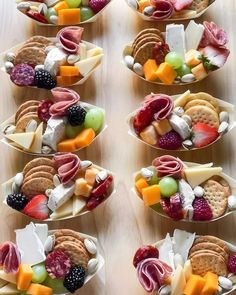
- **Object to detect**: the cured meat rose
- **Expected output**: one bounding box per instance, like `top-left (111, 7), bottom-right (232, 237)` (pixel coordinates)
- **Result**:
top-left (57, 27), bottom-right (84, 54)
top-left (171, 0), bottom-right (193, 11)
top-left (45, 250), bottom-right (71, 279)
top-left (137, 258), bottom-right (172, 292)
top-left (0, 242), bottom-right (21, 273)
top-left (150, 0), bottom-right (174, 20)
top-left (152, 155), bottom-right (184, 178)
top-left (199, 21), bottom-right (228, 48)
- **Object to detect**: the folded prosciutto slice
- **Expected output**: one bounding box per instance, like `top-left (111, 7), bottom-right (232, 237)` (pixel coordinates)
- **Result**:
top-left (57, 27), bottom-right (84, 54)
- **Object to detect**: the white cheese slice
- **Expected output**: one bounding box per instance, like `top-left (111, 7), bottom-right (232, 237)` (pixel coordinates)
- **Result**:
top-left (15, 223), bottom-right (46, 266)
top-left (87, 47), bottom-right (103, 58)
top-left (73, 195), bottom-right (86, 216)
top-left (178, 179), bottom-right (195, 217)
top-left (79, 43), bottom-right (87, 60)
top-left (48, 182), bottom-right (75, 212)
top-left (184, 167), bottom-right (222, 188)
top-left (50, 198), bottom-right (73, 219)
top-left (173, 229), bottom-right (195, 262)
top-left (183, 260), bottom-right (192, 282)
top-left (42, 118), bottom-right (65, 151)
top-left (0, 283), bottom-right (19, 294)
top-left (0, 271), bottom-right (16, 285)
top-left (174, 90), bottom-right (191, 107)
top-left (185, 20), bottom-right (205, 51)
top-left (34, 223), bottom-right (48, 245)
top-left (158, 233), bottom-right (175, 270)
top-left (44, 47), bottom-right (67, 77)
top-left (29, 122), bottom-right (43, 153)
top-left (75, 54), bottom-right (104, 77)
top-left (166, 24), bottom-right (186, 59)
top-left (171, 265), bottom-right (186, 295)
top-left (5, 132), bottom-right (35, 150)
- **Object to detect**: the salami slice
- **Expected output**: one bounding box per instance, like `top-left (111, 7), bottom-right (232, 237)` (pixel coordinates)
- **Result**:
top-left (150, 0), bottom-right (174, 20)
top-left (45, 250), bottom-right (71, 279)
top-left (199, 21), bottom-right (228, 48)
top-left (0, 242), bottom-right (21, 274)
top-left (38, 99), bottom-right (54, 122)
top-left (54, 153), bottom-right (80, 184)
top-left (10, 64), bottom-right (35, 86)
top-left (152, 155), bottom-right (184, 178)
top-left (57, 27), bottom-right (84, 54)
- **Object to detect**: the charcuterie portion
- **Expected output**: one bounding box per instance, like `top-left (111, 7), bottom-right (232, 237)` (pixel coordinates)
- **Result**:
top-left (128, 91), bottom-right (235, 151)
top-left (3, 153), bottom-right (114, 221)
top-left (123, 21), bottom-right (229, 85)
top-left (2, 27), bottom-right (103, 89)
top-left (134, 155), bottom-right (236, 222)
top-left (0, 223), bottom-right (104, 294)
top-left (133, 230), bottom-right (236, 294)
top-left (1, 87), bottom-right (105, 155)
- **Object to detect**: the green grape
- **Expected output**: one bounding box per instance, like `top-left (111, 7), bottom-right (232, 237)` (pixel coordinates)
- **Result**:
top-left (44, 276), bottom-right (67, 293)
top-left (159, 177), bottom-right (178, 198)
top-left (84, 108), bottom-right (104, 132)
top-left (146, 166), bottom-right (160, 185)
top-left (65, 0), bottom-right (82, 8)
top-left (81, 7), bottom-right (95, 22)
top-left (165, 52), bottom-right (184, 70)
top-left (65, 124), bottom-right (84, 139)
top-left (46, 7), bottom-right (57, 21)
top-left (32, 263), bottom-right (47, 284)
top-left (176, 64), bottom-right (191, 77)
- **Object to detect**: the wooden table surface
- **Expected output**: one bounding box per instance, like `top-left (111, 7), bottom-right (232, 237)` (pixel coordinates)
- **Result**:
top-left (0, 0), bottom-right (236, 294)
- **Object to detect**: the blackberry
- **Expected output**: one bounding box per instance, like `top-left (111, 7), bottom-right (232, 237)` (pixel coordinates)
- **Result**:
top-left (67, 105), bottom-right (87, 126)
top-left (63, 265), bottom-right (86, 293)
top-left (6, 193), bottom-right (28, 211)
top-left (34, 69), bottom-right (56, 90)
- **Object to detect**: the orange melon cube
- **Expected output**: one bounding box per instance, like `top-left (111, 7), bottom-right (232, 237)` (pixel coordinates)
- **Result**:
top-left (142, 185), bottom-right (161, 206)
top-left (135, 177), bottom-right (149, 194)
top-left (156, 62), bottom-right (177, 85)
top-left (143, 59), bottom-right (159, 81)
top-left (184, 274), bottom-right (206, 295)
top-left (152, 119), bottom-right (172, 136)
top-left (27, 283), bottom-right (52, 295)
top-left (54, 1), bottom-right (69, 12)
top-left (58, 8), bottom-right (81, 25)
top-left (57, 138), bottom-right (77, 152)
top-left (185, 49), bottom-right (201, 67)
top-left (59, 66), bottom-right (80, 77)
top-left (75, 128), bottom-right (96, 148)
top-left (17, 264), bottom-right (33, 291)
top-left (75, 178), bottom-right (93, 197)
top-left (191, 63), bottom-right (208, 81)
top-left (56, 76), bottom-right (81, 86)
top-left (85, 167), bottom-right (99, 186)
top-left (138, 0), bottom-right (151, 12)
top-left (200, 272), bottom-right (218, 295)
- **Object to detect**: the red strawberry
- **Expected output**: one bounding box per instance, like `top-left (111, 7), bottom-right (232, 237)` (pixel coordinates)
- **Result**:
top-left (89, 0), bottom-right (108, 13)
top-left (192, 123), bottom-right (219, 148)
top-left (133, 246), bottom-right (159, 268)
top-left (192, 198), bottom-right (213, 221)
top-left (133, 106), bottom-right (153, 134)
top-left (23, 195), bottom-right (49, 220)
top-left (200, 46), bottom-right (230, 69)
top-left (26, 11), bottom-right (48, 24)
top-left (227, 254), bottom-right (236, 273)
top-left (160, 193), bottom-right (184, 221)
top-left (171, 0), bottom-right (193, 11)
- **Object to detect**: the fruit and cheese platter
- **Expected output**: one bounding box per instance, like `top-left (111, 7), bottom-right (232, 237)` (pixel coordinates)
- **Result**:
top-left (123, 21), bottom-right (229, 85)
top-left (0, 26), bottom-right (104, 89)
top-left (2, 153), bottom-right (115, 221)
top-left (133, 229), bottom-right (236, 295)
top-left (126, 0), bottom-right (216, 22)
top-left (0, 88), bottom-right (106, 156)
top-left (0, 223), bottom-right (104, 294)
top-left (133, 155), bottom-right (236, 222)
top-left (127, 91), bottom-right (235, 151)
top-left (16, 0), bottom-right (113, 26)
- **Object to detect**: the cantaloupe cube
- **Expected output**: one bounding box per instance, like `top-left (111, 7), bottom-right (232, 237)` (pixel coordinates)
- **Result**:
top-left (27, 283), bottom-right (52, 295)
top-left (152, 119), bottom-right (172, 136)
top-left (200, 272), bottom-right (218, 295)
top-left (85, 167), bottom-right (99, 186)
top-left (75, 128), bottom-right (95, 148)
top-left (185, 49), bottom-right (201, 67)
top-left (142, 185), bottom-right (161, 206)
top-left (54, 1), bottom-right (69, 12)
top-left (138, 0), bottom-right (151, 12)
top-left (183, 274), bottom-right (206, 295)
top-left (143, 59), bottom-right (159, 81)
top-left (17, 264), bottom-right (33, 291)
top-left (57, 138), bottom-right (77, 152)
top-left (75, 178), bottom-right (93, 197)
top-left (140, 125), bottom-right (158, 145)
top-left (59, 66), bottom-right (80, 77)
top-left (135, 177), bottom-right (149, 194)
top-left (58, 8), bottom-right (80, 25)
top-left (56, 76), bottom-right (81, 86)
top-left (156, 62), bottom-right (177, 85)
top-left (191, 63), bottom-right (208, 81)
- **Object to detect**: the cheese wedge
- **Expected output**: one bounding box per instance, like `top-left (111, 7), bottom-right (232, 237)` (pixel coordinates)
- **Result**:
top-left (87, 47), bottom-right (103, 58)
top-left (183, 260), bottom-right (192, 281)
top-left (75, 54), bottom-right (103, 77)
top-left (184, 167), bottom-right (222, 188)
top-left (174, 90), bottom-right (190, 107)
top-left (185, 20), bottom-right (205, 51)
top-left (171, 265), bottom-right (186, 295)
top-left (50, 198), bottom-right (73, 219)
top-left (0, 283), bottom-right (19, 294)
top-left (166, 24), bottom-right (186, 59)
top-left (0, 271), bottom-right (16, 284)
top-left (5, 132), bottom-right (35, 150)
top-left (79, 43), bottom-right (87, 60)
top-left (73, 195), bottom-right (86, 216)
top-left (29, 123), bottom-right (43, 153)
